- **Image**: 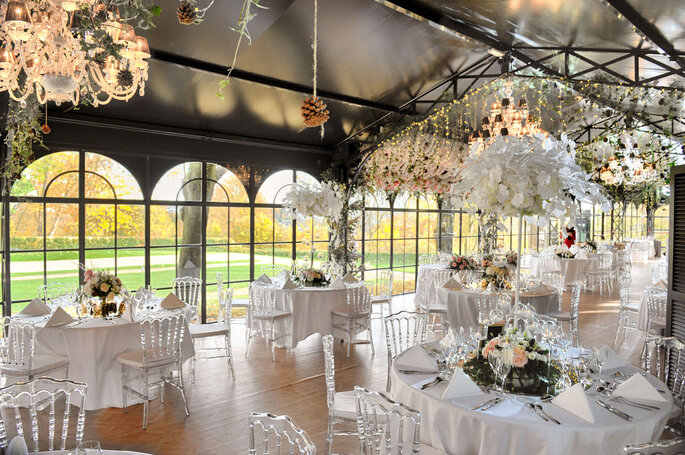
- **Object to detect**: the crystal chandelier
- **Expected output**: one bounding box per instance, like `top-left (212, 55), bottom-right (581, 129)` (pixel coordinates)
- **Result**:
top-left (0, 0), bottom-right (149, 106)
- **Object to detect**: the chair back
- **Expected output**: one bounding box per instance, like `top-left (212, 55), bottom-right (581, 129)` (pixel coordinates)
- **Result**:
top-left (617, 250), bottom-right (631, 272)
top-left (139, 313), bottom-right (186, 367)
top-left (378, 270), bottom-right (393, 298)
top-left (345, 282), bottom-right (372, 315)
top-left (260, 265), bottom-right (286, 279)
top-left (322, 335), bottom-right (336, 410)
top-left (477, 292), bottom-right (500, 324)
top-left (645, 286), bottom-right (668, 327)
top-left (624, 437), bottom-right (685, 455)
top-left (597, 251), bottom-right (613, 271)
top-left (0, 378), bottom-right (87, 452)
top-left (249, 284), bottom-right (277, 318)
top-left (248, 412), bottom-right (315, 455)
top-left (541, 272), bottom-right (565, 294)
top-left (172, 276), bottom-right (202, 309)
top-left (539, 256), bottom-right (560, 274)
top-left (218, 288), bottom-right (234, 326)
top-left (419, 255), bottom-right (434, 266)
top-left (642, 335), bottom-right (685, 401)
top-left (432, 269), bottom-right (453, 288)
top-left (418, 276), bottom-right (432, 310)
top-left (355, 386), bottom-right (421, 455)
top-left (1, 320), bottom-right (35, 371)
top-left (384, 311), bottom-right (427, 361)
top-left (618, 274), bottom-right (632, 309)
top-left (217, 272), bottom-right (224, 298)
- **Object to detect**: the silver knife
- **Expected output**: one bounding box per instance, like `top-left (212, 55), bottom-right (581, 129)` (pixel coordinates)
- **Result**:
top-left (420, 377), bottom-right (443, 390)
top-left (529, 403), bottom-right (548, 421)
top-left (480, 397), bottom-right (504, 411)
top-left (535, 404), bottom-right (561, 424)
top-left (400, 369), bottom-right (439, 375)
top-left (596, 399), bottom-right (633, 421)
top-left (610, 396), bottom-right (660, 411)
top-left (472, 397), bottom-right (499, 410)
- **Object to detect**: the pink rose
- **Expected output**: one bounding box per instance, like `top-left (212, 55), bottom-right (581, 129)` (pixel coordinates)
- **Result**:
top-left (481, 339), bottom-right (499, 358)
top-left (459, 264), bottom-right (464, 270)
top-left (84, 270), bottom-right (93, 281)
top-left (512, 352), bottom-right (528, 368)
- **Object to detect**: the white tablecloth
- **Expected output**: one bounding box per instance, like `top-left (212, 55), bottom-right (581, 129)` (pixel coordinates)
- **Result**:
top-left (629, 240), bottom-right (657, 262)
top-left (438, 286), bottom-right (560, 331)
top-left (274, 287), bottom-right (351, 348)
top-left (558, 258), bottom-right (596, 286)
top-left (414, 264), bottom-right (449, 307)
top-left (20, 309), bottom-right (194, 411)
top-left (391, 345), bottom-right (672, 455)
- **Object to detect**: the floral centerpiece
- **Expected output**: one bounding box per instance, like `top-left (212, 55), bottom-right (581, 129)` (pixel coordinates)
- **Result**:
top-left (82, 270), bottom-right (124, 318)
top-left (504, 251), bottom-right (518, 266)
top-left (463, 327), bottom-right (560, 395)
top-left (554, 245), bottom-right (575, 259)
top-left (479, 264), bottom-right (511, 290)
top-left (296, 268), bottom-right (330, 287)
top-left (581, 239), bottom-right (598, 252)
top-left (448, 255), bottom-right (475, 271)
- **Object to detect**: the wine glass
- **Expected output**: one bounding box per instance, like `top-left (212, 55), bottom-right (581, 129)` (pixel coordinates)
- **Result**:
top-left (488, 352), bottom-right (501, 393)
top-left (496, 353), bottom-right (512, 395)
top-left (75, 441), bottom-right (102, 455)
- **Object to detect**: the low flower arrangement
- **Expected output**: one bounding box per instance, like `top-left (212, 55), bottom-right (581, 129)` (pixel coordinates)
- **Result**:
top-left (448, 255), bottom-right (475, 271)
top-left (82, 270), bottom-right (124, 318)
top-left (584, 239), bottom-right (598, 252)
top-left (296, 268), bottom-right (330, 287)
top-left (504, 251), bottom-right (518, 266)
top-left (479, 264), bottom-right (511, 290)
top-left (463, 327), bottom-right (560, 395)
top-left (554, 245), bottom-right (575, 259)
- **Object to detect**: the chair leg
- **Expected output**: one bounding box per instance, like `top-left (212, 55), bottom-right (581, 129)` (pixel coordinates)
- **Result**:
top-left (160, 376), bottom-right (165, 403)
top-left (226, 333), bottom-right (235, 380)
top-left (245, 322), bottom-right (252, 359)
top-left (368, 319), bottom-right (375, 355)
top-left (325, 414), bottom-right (333, 455)
top-left (614, 314), bottom-right (622, 344)
top-left (121, 366), bottom-right (128, 413)
top-left (191, 354), bottom-right (196, 385)
top-left (142, 371), bottom-right (149, 430)
top-left (346, 319), bottom-right (351, 357)
top-left (178, 363), bottom-right (190, 417)
top-left (271, 321), bottom-right (276, 362)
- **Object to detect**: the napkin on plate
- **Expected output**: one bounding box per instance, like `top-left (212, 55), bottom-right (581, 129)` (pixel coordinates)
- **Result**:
top-left (282, 278), bottom-right (298, 290)
top-left (613, 373), bottom-right (667, 402)
top-left (442, 368), bottom-right (482, 400)
top-left (551, 383), bottom-right (596, 423)
top-left (44, 307), bottom-right (75, 327)
top-left (597, 345), bottom-right (625, 370)
top-left (161, 293), bottom-right (186, 309)
top-left (18, 298), bottom-right (51, 316)
top-left (329, 278), bottom-right (345, 289)
top-left (443, 277), bottom-right (461, 290)
top-left (342, 272), bottom-right (358, 284)
top-left (254, 274), bottom-right (273, 284)
top-left (6, 436), bottom-right (28, 455)
top-left (396, 345), bottom-right (437, 372)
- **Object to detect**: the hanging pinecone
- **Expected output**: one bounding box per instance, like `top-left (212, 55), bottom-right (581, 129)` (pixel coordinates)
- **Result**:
top-left (300, 95), bottom-right (329, 128)
top-left (117, 69), bottom-right (134, 89)
top-left (177, 0), bottom-right (198, 25)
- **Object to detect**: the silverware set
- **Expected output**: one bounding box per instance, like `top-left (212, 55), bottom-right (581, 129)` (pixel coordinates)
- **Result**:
top-left (528, 403), bottom-right (561, 424)
top-left (596, 399), bottom-right (633, 421)
top-left (610, 396), bottom-right (661, 411)
top-left (472, 396), bottom-right (504, 411)
top-left (420, 377), bottom-right (444, 390)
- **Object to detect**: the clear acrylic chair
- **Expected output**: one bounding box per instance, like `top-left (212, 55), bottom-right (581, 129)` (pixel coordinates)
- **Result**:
top-left (260, 264), bottom-right (287, 279)
top-left (219, 272), bottom-right (249, 325)
top-left (0, 378), bottom-right (87, 452)
top-left (541, 271), bottom-right (565, 301)
top-left (419, 254), bottom-right (435, 266)
top-left (331, 281), bottom-right (374, 357)
top-left (116, 313), bottom-right (189, 430)
top-left (172, 276), bottom-right (202, 321)
top-left (624, 438), bottom-right (685, 455)
top-left (189, 287), bottom-right (235, 383)
top-left (615, 273), bottom-right (640, 344)
top-left (645, 286), bottom-right (668, 336)
top-left (354, 386), bottom-right (442, 455)
top-left (369, 270), bottom-right (394, 322)
top-left (432, 269), bottom-right (453, 288)
top-left (642, 335), bottom-right (685, 434)
top-left (322, 335), bottom-right (358, 455)
top-left (248, 412), bottom-right (316, 455)
top-left (549, 281), bottom-right (582, 347)
top-left (246, 283), bottom-right (292, 362)
top-left (0, 320), bottom-right (69, 381)
top-left (585, 251), bottom-right (613, 294)
top-left (384, 311), bottom-right (427, 392)
top-left (418, 276), bottom-right (447, 334)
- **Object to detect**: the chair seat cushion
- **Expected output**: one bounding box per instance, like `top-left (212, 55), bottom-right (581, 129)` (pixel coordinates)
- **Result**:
top-left (331, 307), bottom-right (371, 319)
top-left (625, 303), bottom-right (640, 312)
top-left (189, 323), bottom-right (229, 338)
top-left (116, 349), bottom-right (175, 369)
top-left (428, 304), bottom-right (447, 314)
top-left (548, 311), bottom-right (571, 322)
top-left (253, 310), bottom-right (291, 320)
top-left (371, 296), bottom-right (390, 304)
top-left (331, 390), bottom-right (357, 419)
top-left (0, 354), bottom-right (68, 376)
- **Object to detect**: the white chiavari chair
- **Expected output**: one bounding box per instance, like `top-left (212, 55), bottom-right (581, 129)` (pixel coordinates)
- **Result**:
top-left (384, 311), bottom-right (427, 392)
top-left (645, 286), bottom-right (668, 337)
top-left (172, 276), bottom-right (202, 321)
top-left (0, 378), bottom-right (87, 452)
top-left (369, 270), bottom-right (394, 322)
top-left (0, 319), bottom-right (68, 381)
top-left (541, 271), bottom-right (565, 302)
top-left (189, 287), bottom-right (235, 383)
top-left (245, 283), bottom-right (292, 362)
top-left (549, 282), bottom-right (582, 347)
top-left (322, 334), bottom-right (358, 454)
top-left (331, 281), bottom-right (374, 357)
top-left (432, 269), bottom-right (453, 288)
top-left (218, 272), bottom-right (249, 325)
top-left (354, 386), bottom-right (443, 455)
top-left (642, 335), bottom-right (685, 435)
top-left (248, 412), bottom-right (316, 455)
top-left (418, 276), bottom-right (447, 334)
top-left (624, 438), bottom-right (685, 455)
top-left (585, 251), bottom-right (613, 294)
top-left (116, 313), bottom-right (189, 429)
top-left (615, 272), bottom-right (640, 344)
top-left (419, 254), bottom-right (435, 266)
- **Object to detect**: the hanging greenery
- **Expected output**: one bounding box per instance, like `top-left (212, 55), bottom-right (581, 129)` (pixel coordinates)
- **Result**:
top-left (3, 97), bottom-right (45, 183)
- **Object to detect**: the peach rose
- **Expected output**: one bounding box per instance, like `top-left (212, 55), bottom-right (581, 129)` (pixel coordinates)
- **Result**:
top-left (481, 338), bottom-right (499, 358)
top-left (99, 282), bottom-right (110, 292)
top-left (512, 352), bottom-right (528, 368)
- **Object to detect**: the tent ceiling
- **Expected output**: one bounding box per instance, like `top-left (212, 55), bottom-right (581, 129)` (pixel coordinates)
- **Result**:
top-left (57, 0), bottom-right (684, 150)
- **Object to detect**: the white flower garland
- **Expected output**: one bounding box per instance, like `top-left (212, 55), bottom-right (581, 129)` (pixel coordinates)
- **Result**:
top-left (282, 181), bottom-right (345, 223)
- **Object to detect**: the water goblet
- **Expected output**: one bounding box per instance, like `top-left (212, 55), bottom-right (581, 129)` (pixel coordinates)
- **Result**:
top-left (75, 440), bottom-right (103, 455)
top-left (497, 355), bottom-right (512, 395)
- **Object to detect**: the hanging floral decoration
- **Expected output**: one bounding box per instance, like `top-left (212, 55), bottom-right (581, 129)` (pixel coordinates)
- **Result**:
top-left (282, 181), bottom-right (344, 222)
top-left (300, 0), bottom-right (329, 130)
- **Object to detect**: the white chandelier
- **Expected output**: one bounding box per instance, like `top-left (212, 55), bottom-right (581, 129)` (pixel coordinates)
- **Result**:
top-left (0, 0), bottom-right (149, 106)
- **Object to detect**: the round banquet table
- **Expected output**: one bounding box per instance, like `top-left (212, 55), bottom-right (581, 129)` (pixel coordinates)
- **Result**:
top-left (16, 308), bottom-right (194, 411)
top-left (414, 264), bottom-right (451, 307)
top-left (390, 345), bottom-right (673, 455)
top-left (437, 286), bottom-right (560, 331)
top-left (274, 286), bottom-right (360, 348)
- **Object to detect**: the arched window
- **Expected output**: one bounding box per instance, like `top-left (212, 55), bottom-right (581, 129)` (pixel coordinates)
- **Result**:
top-left (8, 152), bottom-right (143, 309)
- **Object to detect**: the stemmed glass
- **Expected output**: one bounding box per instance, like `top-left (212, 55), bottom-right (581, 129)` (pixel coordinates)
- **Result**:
top-left (75, 440), bottom-right (103, 455)
top-left (488, 351), bottom-right (511, 396)
top-left (478, 309), bottom-right (491, 342)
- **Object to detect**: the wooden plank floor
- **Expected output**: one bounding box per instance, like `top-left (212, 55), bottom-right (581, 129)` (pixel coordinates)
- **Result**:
top-left (12, 262), bottom-right (658, 454)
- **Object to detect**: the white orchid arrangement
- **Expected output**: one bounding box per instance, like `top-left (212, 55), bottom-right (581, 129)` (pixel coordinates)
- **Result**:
top-left (282, 181), bottom-right (345, 223)
top-left (450, 134), bottom-right (609, 226)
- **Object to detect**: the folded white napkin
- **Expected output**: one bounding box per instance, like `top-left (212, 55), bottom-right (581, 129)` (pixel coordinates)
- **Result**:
top-left (135, 286), bottom-right (145, 299)
top-left (254, 274), bottom-right (272, 284)
top-left (613, 373), bottom-right (668, 402)
top-left (396, 345), bottom-right (437, 372)
top-left (44, 307), bottom-right (75, 327)
top-left (329, 278), bottom-right (345, 289)
top-left (161, 293), bottom-right (186, 309)
top-left (342, 272), bottom-right (359, 284)
top-left (656, 279), bottom-right (668, 290)
top-left (442, 368), bottom-right (482, 400)
top-left (121, 301), bottom-right (136, 322)
top-left (282, 278), bottom-right (298, 290)
top-left (6, 436), bottom-right (28, 455)
top-left (19, 298), bottom-right (51, 315)
top-left (443, 277), bottom-right (461, 290)
top-left (552, 383), bottom-right (596, 423)
top-left (597, 345), bottom-right (625, 370)
top-left (439, 331), bottom-right (455, 349)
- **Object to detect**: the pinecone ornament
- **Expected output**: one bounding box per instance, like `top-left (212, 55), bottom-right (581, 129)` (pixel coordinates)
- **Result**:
top-left (300, 95), bottom-right (329, 127)
top-left (117, 69), bottom-right (134, 89)
top-left (177, 1), bottom-right (197, 25)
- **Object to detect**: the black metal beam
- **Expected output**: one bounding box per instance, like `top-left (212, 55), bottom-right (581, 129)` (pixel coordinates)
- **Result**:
top-left (602, 0), bottom-right (685, 70)
top-left (150, 49), bottom-right (400, 113)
